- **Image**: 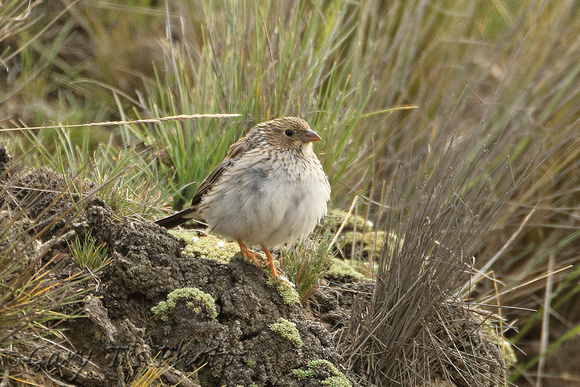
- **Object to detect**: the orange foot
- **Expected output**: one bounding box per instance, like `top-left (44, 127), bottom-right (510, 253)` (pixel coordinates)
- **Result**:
top-left (261, 244), bottom-right (280, 278)
top-left (237, 238), bottom-right (264, 267)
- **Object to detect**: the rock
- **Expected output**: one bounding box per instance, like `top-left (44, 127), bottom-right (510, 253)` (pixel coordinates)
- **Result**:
top-left (0, 161), bottom-right (351, 386)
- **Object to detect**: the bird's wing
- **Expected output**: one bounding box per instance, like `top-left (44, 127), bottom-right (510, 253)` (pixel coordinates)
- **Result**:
top-left (190, 136), bottom-right (252, 206)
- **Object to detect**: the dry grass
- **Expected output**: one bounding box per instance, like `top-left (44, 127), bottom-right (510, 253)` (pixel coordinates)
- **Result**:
top-left (341, 115), bottom-right (518, 385)
top-left (0, 161), bottom-right (91, 350)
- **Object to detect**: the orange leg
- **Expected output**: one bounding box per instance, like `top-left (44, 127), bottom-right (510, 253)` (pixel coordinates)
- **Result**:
top-left (261, 244), bottom-right (280, 278)
top-left (237, 239), bottom-right (263, 267)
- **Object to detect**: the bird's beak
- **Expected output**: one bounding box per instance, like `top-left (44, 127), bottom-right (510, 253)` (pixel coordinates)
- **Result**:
top-left (302, 129), bottom-right (322, 143)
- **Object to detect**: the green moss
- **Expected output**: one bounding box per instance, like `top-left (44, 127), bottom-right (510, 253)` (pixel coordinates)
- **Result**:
top-left (269, 317), bottom-right (303, 348)
top-left (170, 229), bottom-right (238, 263)
top-left (326, 258), bottom-right (365, 281)
top-left (499, 336), bottom-right (517, 368)
top-left (267, 275), bottom-right (300, 304)
top-left (308, 359), bottom-right (336, 368)
top-left (292, 359), bottom-right (350, 386)
top-left (151, 301), bottom-right (169, 320)
top-left (292, 368), bottom-right (315, 380)
top-left (337, 230), bottom-right (384, 260)
top-left (151, 287), bottom-right (217, 320)
top-left (321, 376), bottom-right (350, 387)
top-left (479, 318), bottom-right (517, 368)
top-left (344, 230), bottom-right (383, 245)
top-left (310, 360), bottom-right (350, 387)
top-left (322, 209), bottom-right (373, 232)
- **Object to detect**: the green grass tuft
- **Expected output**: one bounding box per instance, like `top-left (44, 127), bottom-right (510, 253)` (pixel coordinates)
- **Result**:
top-left (68, 232), bottom-right (109, 270)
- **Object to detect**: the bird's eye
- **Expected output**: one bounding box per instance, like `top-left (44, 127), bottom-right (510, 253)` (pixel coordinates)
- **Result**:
top-left (284, 129), bottom-right (294, 137)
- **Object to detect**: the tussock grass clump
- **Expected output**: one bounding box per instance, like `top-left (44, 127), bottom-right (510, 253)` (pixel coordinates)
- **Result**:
top-left (342, 114), bottom-right (517, 385)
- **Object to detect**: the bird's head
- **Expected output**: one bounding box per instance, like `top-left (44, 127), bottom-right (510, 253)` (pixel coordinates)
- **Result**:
top-left (257, 117), bottom-right (322, 151)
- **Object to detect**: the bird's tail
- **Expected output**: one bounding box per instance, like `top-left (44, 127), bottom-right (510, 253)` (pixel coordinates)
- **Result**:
top-left (155, 207), bottom-right (198, 229)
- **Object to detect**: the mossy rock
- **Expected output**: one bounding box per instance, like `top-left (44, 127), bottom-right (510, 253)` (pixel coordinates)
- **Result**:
top-left (478, 315), bottom-right (517, 368)
top-left (335, 230), bottom-right (384, 261)
top-left (326, 258), bottom-right (366, 281)
top-left (322, 209), bottom-right (374, 233)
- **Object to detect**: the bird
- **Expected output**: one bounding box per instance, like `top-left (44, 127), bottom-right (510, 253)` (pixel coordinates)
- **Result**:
top-left (156, 117), bottom-right (331, 277)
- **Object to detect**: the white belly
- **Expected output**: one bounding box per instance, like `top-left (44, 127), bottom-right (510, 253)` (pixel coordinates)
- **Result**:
top-left (199, 151), bottom-right (330, 248)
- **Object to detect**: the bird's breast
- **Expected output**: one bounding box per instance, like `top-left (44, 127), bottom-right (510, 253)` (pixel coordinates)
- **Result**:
top-left (200, 150), bottom-right (330, 247)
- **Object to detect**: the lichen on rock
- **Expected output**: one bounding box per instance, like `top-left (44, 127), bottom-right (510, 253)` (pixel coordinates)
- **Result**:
top-left (170, 228), bottom-right (239, 262)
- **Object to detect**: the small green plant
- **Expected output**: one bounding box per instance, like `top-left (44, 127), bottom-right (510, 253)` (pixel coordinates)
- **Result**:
top-left (281, 226), bottom-right (335, 303)
top-left (269, 317), bottom-right (303, 348)
top-left (151, 287), bottom-right (217, 321)
top-left (69, 232), bottom-right (109, 270)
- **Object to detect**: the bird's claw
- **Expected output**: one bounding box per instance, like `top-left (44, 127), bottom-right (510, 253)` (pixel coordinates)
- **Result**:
top-left (237, 239), bottom-right (280, 278)
top-left (241, 248), bottom-right (263, 267)
top-left (237, 238), bottom-right (265, 267)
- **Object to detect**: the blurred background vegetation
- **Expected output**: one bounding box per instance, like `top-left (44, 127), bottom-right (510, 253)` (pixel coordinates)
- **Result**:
top-left (1, 0), bottom-right (579, 385)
